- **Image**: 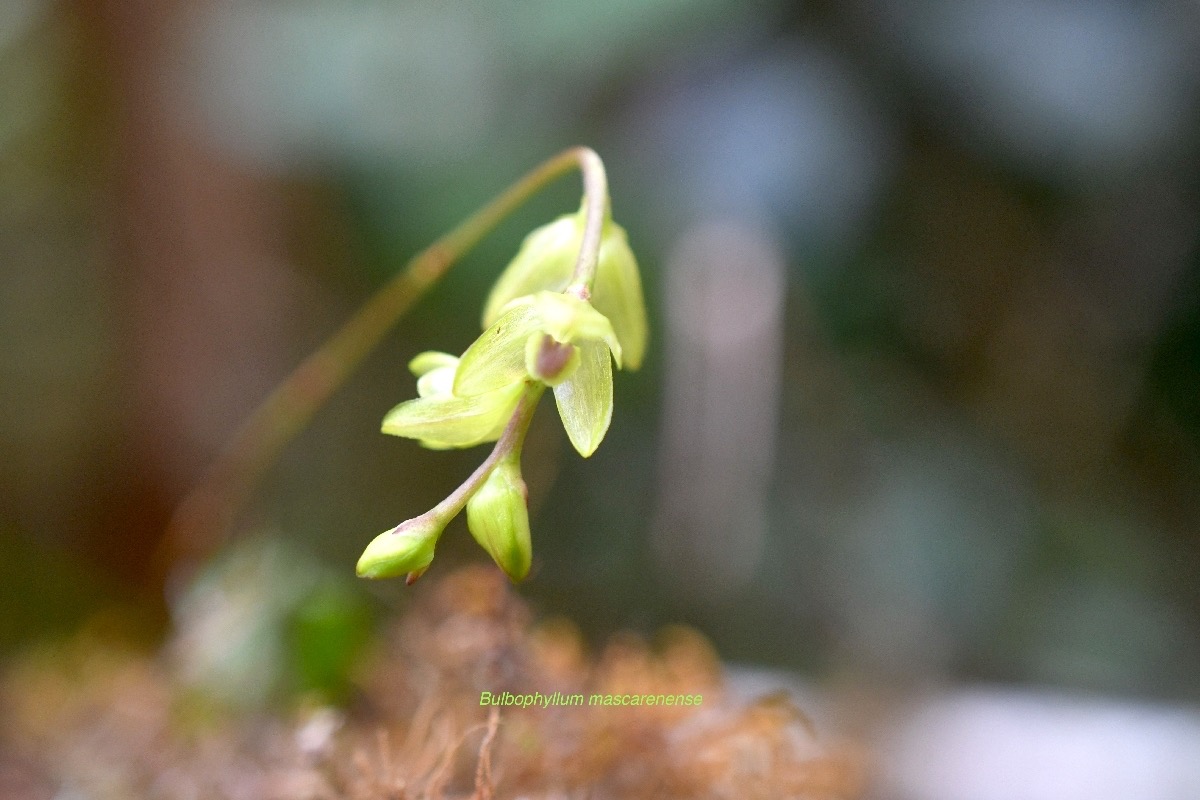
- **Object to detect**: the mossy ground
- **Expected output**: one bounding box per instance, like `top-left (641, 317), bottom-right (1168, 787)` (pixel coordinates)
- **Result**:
top-left (0, 567), bottom-right (861, 799)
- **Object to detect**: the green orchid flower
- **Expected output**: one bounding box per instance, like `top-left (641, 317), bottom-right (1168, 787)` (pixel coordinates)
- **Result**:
top-left (483, 206), bottom-right (648, 371)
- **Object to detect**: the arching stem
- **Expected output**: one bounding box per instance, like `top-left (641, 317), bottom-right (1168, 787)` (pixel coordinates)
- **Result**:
top-left (565, 147), bottom-right (608, 298)
top-left (161, 147), bottom-right (609, 575)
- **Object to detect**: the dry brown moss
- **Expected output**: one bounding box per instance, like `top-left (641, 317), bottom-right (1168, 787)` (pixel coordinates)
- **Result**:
top-left (0, 566), bottom-right (862, 799)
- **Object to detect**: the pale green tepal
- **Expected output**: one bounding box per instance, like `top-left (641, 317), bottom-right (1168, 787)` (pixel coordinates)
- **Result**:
top-left (360, 198), bottom-right (648, 584)
top-left (466, 459), bottom-right (532, 582)
top-left (380, 351), bottom-right (523, 450)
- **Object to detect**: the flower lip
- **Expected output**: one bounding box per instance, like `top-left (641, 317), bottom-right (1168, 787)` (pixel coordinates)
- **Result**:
top-left (551, 339), bottom-right (612, 457)
top-left (527, 334), bottom-right (579, 385)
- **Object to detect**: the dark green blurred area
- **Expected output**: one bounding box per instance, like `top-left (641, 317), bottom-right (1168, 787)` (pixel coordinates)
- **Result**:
top-left (3, 0), bottom-right (1200, 705)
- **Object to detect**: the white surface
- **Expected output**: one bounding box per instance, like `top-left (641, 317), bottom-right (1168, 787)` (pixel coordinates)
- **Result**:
top-left (878, 688), bottom-right (1200, 800)
top-left (727, 670), bottom-right (1200, 800)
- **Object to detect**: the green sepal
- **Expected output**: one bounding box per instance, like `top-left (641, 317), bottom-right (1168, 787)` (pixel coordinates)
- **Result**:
top-left (482, 213), bottom-right (581, 326)
top-left (454, 302), bottom-right (544, 397)
top-left (381, 380), bottom-right (523, 449)
top-left (552, 339), bottom-right (613, 458)
top-left (409, 351), bottom-right (458, 376)
top-left (592, 223), bottom-right (648, 370)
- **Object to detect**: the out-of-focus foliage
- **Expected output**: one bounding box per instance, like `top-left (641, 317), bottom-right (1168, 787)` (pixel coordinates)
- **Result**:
top-left (169, 536), bottom-right (373, 707)
top-left (2, 0), bottom-right (1200, 709)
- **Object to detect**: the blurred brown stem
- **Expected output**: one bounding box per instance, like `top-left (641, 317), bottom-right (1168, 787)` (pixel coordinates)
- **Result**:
top-left (160, 146), bottom-right (608, 578)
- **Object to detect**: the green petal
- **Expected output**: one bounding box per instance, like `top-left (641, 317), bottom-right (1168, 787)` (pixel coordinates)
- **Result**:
top-left (482, 213), bottom-right (580, 328)
top-left (381, 381), bottom-right (523, 449)
top-left (592, 223), bottom-right (648, 371)
top-left (455, 302), bottom-right (542, 397)
top-left (552, 340), bottom-right (613, 457)
top-left (409, 351), bottom-right (459, 376)
top-left (409, 352), bottom-right (459, 398)
top-left (416, 365), bottom-right (455, 399)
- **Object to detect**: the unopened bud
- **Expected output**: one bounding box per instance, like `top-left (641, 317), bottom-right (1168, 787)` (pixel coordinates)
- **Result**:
top-left (466, 460), bottom-right (532, 582)
top-left (356, 516), bottom-right (442, 580)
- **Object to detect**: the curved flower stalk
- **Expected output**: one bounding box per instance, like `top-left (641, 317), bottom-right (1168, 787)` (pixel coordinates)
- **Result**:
top-left (357, 157), bottom-right (647, 584)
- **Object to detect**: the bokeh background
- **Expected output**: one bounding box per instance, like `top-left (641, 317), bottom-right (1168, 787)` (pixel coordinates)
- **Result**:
top-left (3, 0), bottom-right (1200, 751)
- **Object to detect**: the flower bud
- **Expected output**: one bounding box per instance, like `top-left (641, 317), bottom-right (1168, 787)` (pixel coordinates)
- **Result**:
top-left (356, 516), bottom-right (442, 581)
top-left (466, 460), bottom-right (532, 582)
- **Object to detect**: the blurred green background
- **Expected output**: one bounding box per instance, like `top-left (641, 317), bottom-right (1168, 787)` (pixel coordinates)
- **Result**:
top-left (3, 0), bottom-right (1200, 704)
